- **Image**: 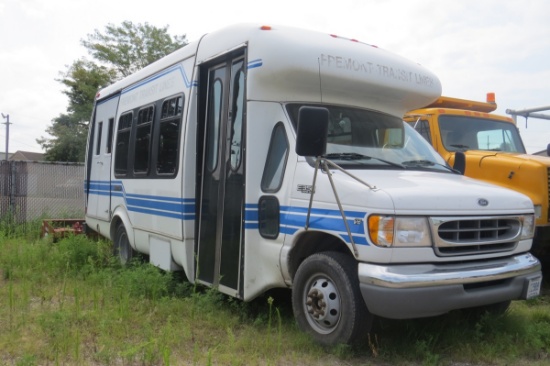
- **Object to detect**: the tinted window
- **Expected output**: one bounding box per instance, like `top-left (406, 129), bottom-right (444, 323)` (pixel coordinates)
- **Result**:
top-left (230, 62), bottom-right (245, 170)
top-left (206, 76), bottom-right (223, 172)
top-left (134, 106), bottom-right (154, 174)
top-left (95, 121), bottom-right (103, 155)
top-left (261, 123), bottom-right (289, 192)
top-left (157, 96), bottom-right (184, 175)
top-left (106, 118), bottom-right (114, 154)
top-left (114, 112), bottom-right (133, 176)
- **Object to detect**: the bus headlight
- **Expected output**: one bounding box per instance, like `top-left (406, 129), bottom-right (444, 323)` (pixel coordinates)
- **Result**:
top-left (368, 216), bottom-right (431, 247)
top-left (520, 214), bottom-right (535, 240)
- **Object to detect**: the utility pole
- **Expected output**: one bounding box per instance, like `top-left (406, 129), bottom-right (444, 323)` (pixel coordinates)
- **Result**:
top-left (1, 113), bottom-right (10, 160)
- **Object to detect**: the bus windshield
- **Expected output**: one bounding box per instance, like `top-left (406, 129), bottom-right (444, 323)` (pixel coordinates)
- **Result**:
top-left (439, 115), bottom-right (526, 153)
top-left (287, 104), bottom-right (450, 172)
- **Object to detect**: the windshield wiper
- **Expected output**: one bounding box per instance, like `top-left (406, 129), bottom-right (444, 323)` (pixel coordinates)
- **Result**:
top-left (402, 159), bottom-right (436, 166)
top-left (450, 144), bottom-right (469, 150)
top-left (324, 153), bottom-right (368, 160)
top-left (401, 159), bottom-right (458, 173)
top-left (324, 153), bottom-right (405, 168)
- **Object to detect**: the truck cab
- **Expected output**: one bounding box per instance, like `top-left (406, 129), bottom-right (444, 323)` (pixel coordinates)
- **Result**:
top-left (405, 94), bottom-right (550, 262)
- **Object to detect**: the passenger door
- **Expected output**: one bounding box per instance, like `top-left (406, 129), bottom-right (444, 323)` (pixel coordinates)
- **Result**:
top-left (87, 96), bottom-right (118, 221)
top-left (196, 51), bottom-right (246, 296)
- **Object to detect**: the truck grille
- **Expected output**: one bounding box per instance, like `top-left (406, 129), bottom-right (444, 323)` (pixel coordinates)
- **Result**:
top-left (431, 216), bottom-right (520, 256)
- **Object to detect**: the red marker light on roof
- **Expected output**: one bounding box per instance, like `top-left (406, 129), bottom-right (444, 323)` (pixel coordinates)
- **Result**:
top-left (260, 25), bottom-right (272, 30)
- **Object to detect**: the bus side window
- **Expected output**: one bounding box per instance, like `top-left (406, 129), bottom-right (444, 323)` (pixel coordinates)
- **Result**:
top-left (95, 121), bottom-right (103, 155)
top-left (114, 112), bottom-right (133, 177)
top-left (134, 105), bottom-right (155, 175)
top-left (106, 118), bottom-right (114, 154)
top-left (261, 122), bottom-right (289, 192)
top-left (157, 95), bottom-right (184, 175)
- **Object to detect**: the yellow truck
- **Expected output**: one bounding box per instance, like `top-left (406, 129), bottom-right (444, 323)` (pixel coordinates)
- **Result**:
top-left (405, 93), bottom-right (550, 262)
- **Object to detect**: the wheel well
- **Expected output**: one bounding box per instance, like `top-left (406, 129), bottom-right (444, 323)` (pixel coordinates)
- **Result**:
top-left (110, 216), bottom-right (123, 241)
top-left (287, 231), bottom-right (353, 280)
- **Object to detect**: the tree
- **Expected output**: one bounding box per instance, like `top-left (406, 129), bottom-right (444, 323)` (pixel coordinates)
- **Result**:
top-left (38, 21), bottom-right (187, 162)
top-left (38, 60), bottom-right (115, 162)
top-left (36, 113), bottom-right (88, 163)
top-left (82, 21), bottom-right (187, 78)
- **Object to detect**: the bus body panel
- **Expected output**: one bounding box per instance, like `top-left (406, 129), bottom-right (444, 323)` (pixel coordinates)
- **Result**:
top-left (84, 24), bottom-right (542, 345)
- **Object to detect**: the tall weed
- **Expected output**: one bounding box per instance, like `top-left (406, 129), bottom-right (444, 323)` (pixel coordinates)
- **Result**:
top-left (0, 231), bottom-right (549, 365)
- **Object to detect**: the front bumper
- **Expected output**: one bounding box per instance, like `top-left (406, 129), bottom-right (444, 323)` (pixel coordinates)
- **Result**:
top-left (358, 253), bottom-right (542, 319)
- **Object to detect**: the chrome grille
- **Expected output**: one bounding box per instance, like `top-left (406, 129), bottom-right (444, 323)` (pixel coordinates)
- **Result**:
top-left (431, 216), bottom-right (520, 257)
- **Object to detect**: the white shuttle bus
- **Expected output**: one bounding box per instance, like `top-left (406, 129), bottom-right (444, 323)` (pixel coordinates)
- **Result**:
top-left (85, 24), bottom-right (542, 345)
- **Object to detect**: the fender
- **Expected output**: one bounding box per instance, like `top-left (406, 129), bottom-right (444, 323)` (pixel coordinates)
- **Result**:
top-left (110, 205), bottom-right (136, 251)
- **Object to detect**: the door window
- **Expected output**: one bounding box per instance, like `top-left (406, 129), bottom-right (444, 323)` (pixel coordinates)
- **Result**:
top-left (261, 123), bottom-right (289, 192)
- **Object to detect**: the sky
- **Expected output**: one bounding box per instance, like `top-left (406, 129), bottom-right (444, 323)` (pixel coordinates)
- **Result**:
top-left (1, 0), bottom-right (549, 155)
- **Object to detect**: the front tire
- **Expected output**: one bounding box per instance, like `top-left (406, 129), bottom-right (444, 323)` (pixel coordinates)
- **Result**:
top-left (114, 224), bottom-right (135, 264)
top-left (292, 251), bottom-right (373, 346)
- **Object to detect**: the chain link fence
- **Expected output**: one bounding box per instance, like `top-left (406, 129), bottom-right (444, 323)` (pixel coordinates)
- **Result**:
top-left (0, 160), bottom-right (85, 223)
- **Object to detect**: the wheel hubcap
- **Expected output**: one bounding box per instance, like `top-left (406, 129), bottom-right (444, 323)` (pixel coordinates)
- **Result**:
top-left (305, 277), bottom-right (340, 332)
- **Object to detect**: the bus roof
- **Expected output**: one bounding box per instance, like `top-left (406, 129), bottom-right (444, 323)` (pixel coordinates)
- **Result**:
top-left (96, 24), bottom-right (441, 117)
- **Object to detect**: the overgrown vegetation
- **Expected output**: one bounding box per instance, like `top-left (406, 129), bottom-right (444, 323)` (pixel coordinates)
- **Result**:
top-left (0, 224), bottom-right (548, 365)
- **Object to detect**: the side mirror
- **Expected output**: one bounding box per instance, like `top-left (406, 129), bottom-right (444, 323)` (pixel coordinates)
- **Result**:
top-left (295, 106), bottom-right (329, 157)
top-left (453, 151), bottom-right (466, 175)
top-left (546, 143), bottom-right (550, 157)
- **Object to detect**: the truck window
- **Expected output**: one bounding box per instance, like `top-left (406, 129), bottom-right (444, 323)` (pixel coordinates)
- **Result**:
top-left (409, 119), bottom-right (432, 144)
top-left (439, 115), bottom-right (526, 153)
top-left (477, 129), bottom-right (518, 152)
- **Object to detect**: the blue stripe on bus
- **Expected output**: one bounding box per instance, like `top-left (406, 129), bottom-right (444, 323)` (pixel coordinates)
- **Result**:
top-left (245, 203), bottom-right (369, 246)
top-left (88, 181), bottom-right (369, 245)
top-left (88, 180), bottom-right (195, 219)
top-left (127, 205), bottom-right (194, 220)
top-left (122, 64), bottom-right (196, 94)
top-left (247, 59), bottom-right (262, 69)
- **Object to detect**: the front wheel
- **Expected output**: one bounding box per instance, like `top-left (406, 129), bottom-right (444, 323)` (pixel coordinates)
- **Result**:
top-left (292, 251), bottom-right (373, 346)
top-left (114, 224), bottom-right (135, 264)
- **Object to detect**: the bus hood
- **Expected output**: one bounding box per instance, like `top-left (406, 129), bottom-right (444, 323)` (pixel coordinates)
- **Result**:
top-left (328, 169), bottom-right (534, 215)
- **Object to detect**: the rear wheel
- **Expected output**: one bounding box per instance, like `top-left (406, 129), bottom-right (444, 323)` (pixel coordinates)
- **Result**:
top-left (114, 224), bottom-right (135, 264)
top-left (292, 251), bottom-right (373, 346)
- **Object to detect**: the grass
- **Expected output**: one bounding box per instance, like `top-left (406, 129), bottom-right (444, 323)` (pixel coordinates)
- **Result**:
top-left (0, 223), bottom-right (549, 365)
